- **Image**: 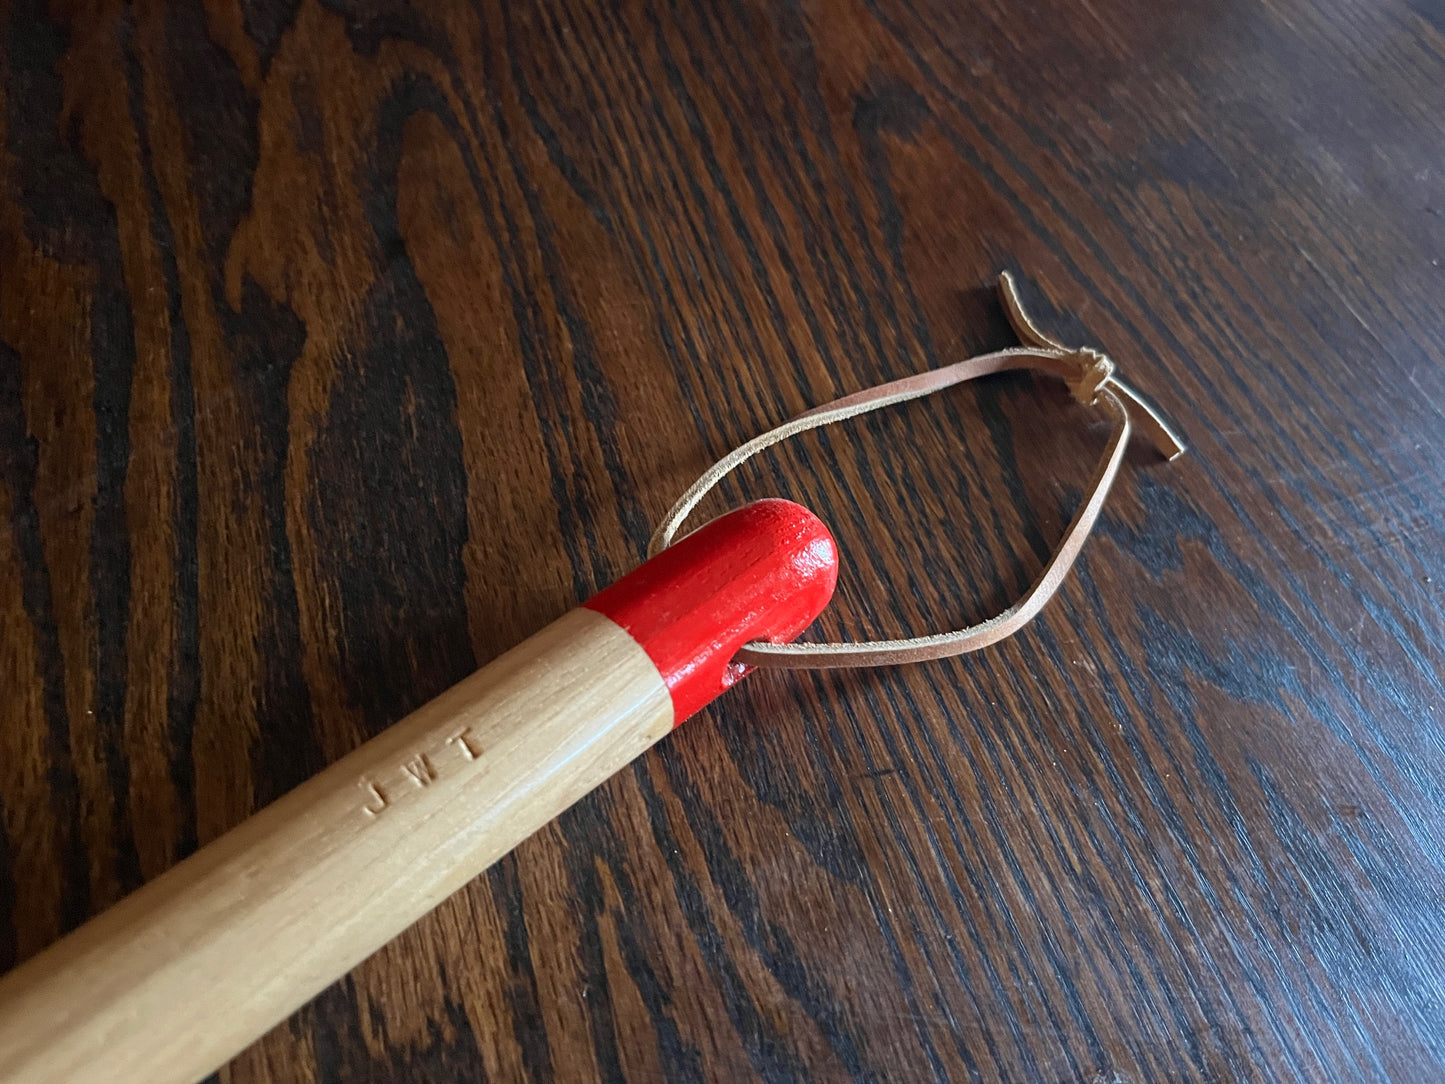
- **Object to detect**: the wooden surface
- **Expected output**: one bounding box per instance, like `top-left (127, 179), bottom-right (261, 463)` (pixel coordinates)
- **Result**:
top-left (1, 0), bottom-right (1442, 1080)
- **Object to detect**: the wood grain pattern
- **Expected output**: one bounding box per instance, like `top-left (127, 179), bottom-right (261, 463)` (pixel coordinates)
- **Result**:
top-left (2, 0), bottom-right (1442, 1080)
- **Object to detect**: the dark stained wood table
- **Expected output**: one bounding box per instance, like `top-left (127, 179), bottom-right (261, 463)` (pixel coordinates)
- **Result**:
top-left (3, 0), bottom-right (1444, 1079)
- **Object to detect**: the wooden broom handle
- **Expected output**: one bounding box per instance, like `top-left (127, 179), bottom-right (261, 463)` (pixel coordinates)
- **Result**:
top-left (0, 500), bottom-right (838, 1084)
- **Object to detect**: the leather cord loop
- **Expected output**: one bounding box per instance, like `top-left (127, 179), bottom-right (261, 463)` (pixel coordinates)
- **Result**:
top-left (648, 273), bottom-right (1185, 668)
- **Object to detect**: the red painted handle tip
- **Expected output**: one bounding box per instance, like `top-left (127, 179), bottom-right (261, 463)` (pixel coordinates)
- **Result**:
top-left (585, 499), bottom-right (839, 724)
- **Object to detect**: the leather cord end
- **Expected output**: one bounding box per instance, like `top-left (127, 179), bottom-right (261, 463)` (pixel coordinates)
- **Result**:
top-left (999, 272), bottom-right (1186, 461)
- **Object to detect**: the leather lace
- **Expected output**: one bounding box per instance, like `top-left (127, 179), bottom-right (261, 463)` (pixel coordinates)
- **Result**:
top-left (649, 273), bottom-right (1186, 668)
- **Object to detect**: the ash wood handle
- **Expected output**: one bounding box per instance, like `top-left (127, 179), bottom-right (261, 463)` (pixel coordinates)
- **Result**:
top-left (0, 500), bottom-right (837, 1084)
top-left (0, 607), bottom-right (672, 1083)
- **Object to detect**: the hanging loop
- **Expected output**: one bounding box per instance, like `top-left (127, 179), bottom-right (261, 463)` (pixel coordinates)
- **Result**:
top-left (648, 273), bottom-right (1185, 668)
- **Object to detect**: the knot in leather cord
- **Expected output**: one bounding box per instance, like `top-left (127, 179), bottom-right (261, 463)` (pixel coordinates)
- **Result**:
top-left (648, 272), bottom-right (1186, 669)
top-left (1066, 348), bottom-right (1114, 405)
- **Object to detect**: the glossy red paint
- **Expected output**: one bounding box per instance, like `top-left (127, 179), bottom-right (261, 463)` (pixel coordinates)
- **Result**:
top-left (584, 499), bottom-right (839, 725)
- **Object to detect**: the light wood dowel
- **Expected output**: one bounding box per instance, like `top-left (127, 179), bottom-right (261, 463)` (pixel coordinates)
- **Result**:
top-left (0, 607), bottom-right (672, 1084)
